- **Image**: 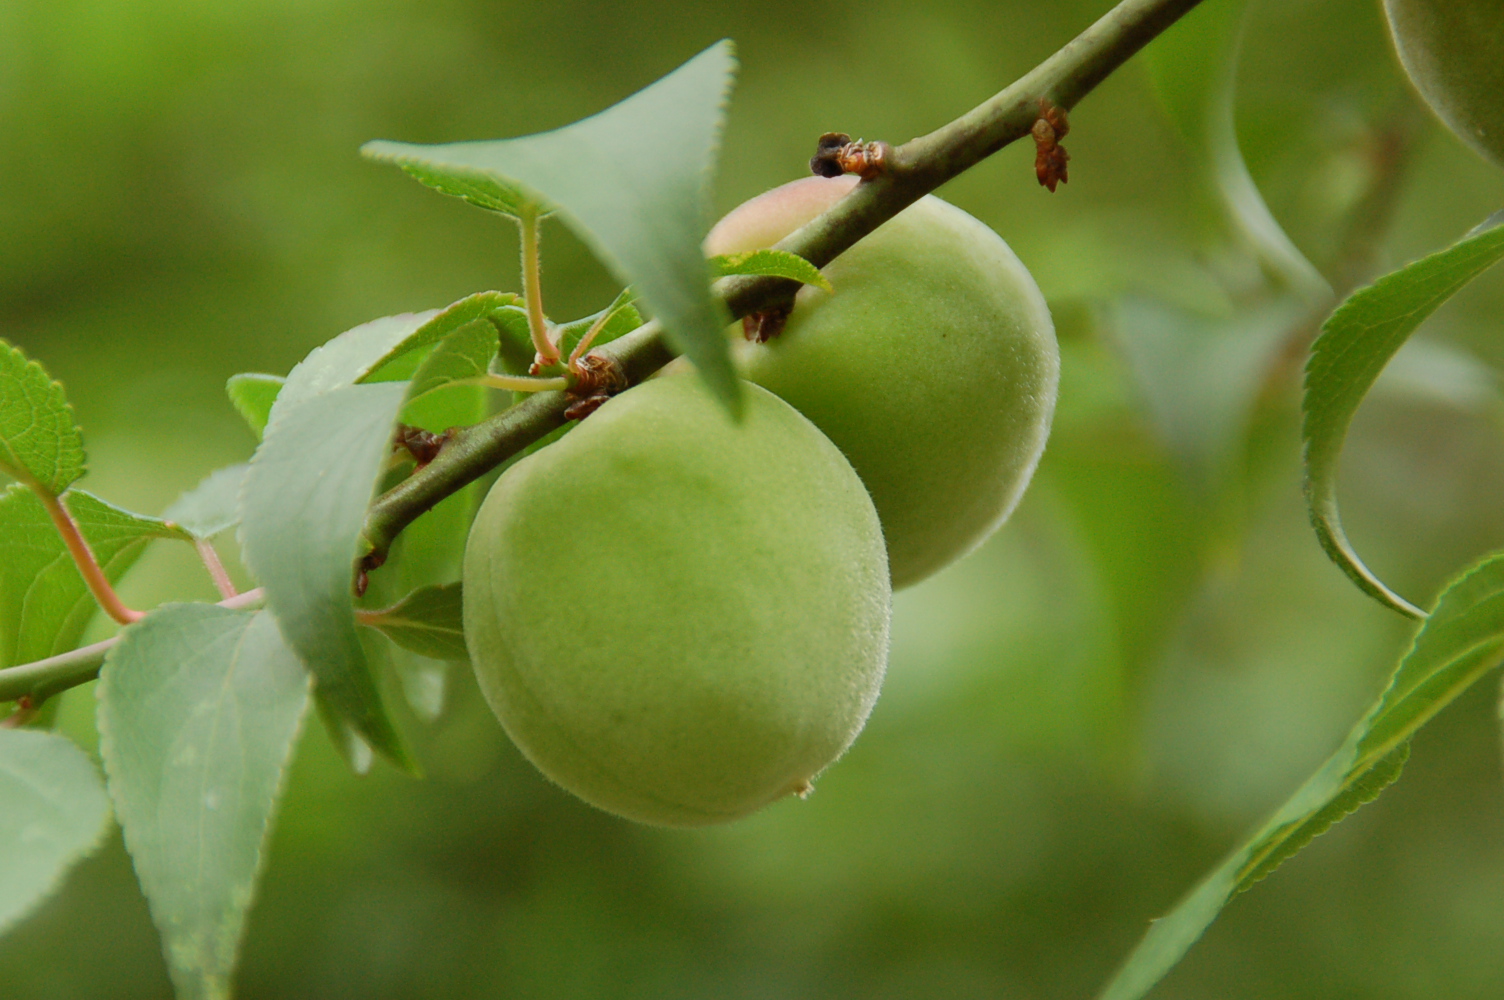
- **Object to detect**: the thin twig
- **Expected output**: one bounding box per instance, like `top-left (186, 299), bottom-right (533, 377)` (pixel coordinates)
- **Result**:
top-left (40, 491), bottom-right (143, 625)
top-left (195, 538), bottom-right (238, 600)
top-left (0, 588), bottom-right (265, 706)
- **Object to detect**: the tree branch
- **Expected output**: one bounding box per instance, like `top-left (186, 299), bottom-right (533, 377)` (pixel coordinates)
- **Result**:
top-left (0, 589), bottom-right (265, 708)
top-left (354, 0), bottom-right (1208, 565)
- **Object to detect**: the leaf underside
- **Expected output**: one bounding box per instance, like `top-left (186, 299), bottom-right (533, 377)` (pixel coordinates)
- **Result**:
top-left (240, 381), bottom-right (416, 772)
top-left (99, 604), bottom-right (310, 1000)
top-left (1302, 212), bottom-right (1504, 619)
top-left (0, 728), bottom-right (111, 937)
top-left (362, 41), bottom-right (741, 413)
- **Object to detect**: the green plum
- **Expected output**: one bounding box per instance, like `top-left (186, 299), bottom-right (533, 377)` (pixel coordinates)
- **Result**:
top-left (1383, 0), bottom-right (1504, 167)
top-left (707, 176), bottom-right (1059, 589)
top-left (462, 374), bottom-right (891, 827)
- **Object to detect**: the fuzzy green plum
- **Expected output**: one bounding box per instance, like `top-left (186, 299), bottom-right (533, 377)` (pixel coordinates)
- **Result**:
top-left (1383, 0), bottom-right (1504, 167)
top-left (707, 176), bottom-right (1059, 588)
top-left (462, 374), bottom-right (891, 827)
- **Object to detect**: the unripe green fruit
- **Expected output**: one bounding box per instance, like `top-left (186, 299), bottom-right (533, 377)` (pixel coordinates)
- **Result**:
top-left (707, 176), bottom-right (1059, 589)
top-left (462, 374), bottom-right (891, 827)
top-left (1383, 0), bottom-right (1504, 167)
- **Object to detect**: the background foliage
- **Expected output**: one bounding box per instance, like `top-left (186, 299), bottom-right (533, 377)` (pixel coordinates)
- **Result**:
top-left (4, 0), bottom-right (1504, 996)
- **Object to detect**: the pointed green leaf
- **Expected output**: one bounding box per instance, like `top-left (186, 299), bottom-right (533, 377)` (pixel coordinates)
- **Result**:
top-left (360, 583), bottom-right (467, 663)
top-left (163, 464), bottom-right (249, 540)
top-left (0, 487), bottom-right (191, 671)
top-left (1303, 211), bottom-right (1504, 619)
top-left (0, 728), bottom-right (111, 935)
top-left (363, 41), bottom-right (741, 413)
top-left (97, 604), bottom-right (309, 1000)
top-left (1142, 0), bottom-right (1327, 300)
top-left (360, 291), bottom-right (517, 385)
top-left (490, 305), bottom-right (537, 377)
top-left (554, 289), bottom-right (644, 362)
top-left (225, 374), bottom-right (284, 441)
top-left (240, 381), bottom-right (416, 772)
top-left (400, 320), bottom-right (497, 434)
top-left (0, 340), bottom-right (85, 496)
top-left (314, 692), bottom-right (374, 776)
top-left (1098, 549), bottom-right (1504, 1000)
top-left (710, 249), bottom-right (833, 292)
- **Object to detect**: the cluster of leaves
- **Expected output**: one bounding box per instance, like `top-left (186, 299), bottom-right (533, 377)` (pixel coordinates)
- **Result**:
top-left (0, 40), bottom-right (849, 1000)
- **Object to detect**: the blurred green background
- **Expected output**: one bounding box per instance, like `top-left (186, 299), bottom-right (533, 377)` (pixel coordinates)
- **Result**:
top-left (4, 0), bottom-right (1504, 996)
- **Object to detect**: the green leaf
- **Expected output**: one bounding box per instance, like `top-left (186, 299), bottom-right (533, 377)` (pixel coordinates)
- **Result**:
top-left (710, 249), bottom-right (833, 292)
top-left (240, 381), bottom-right (417, 773)
top-left (361, 291), bottom-right (518, 385)
top-left (1111, 297), bottom-right (1302, 486)
top-left (359, 583), bottom-right (467, 663)
top-left (0, 728), bottom-right (111, 935)
top-left (1098, 549), bottom-right (1504, 1000)
top-left (362, 41), bottom-right (741, 414)
top-left (0, 339), bottom-right (85, 496)
top-left (400, 320), bottom-right (497, 433)
top-left (225, 374), bottom-right (284, 441)
top-left (490, 306), bottom-right (537, 377)
top-left (554, 289), bottom-right (644, 362)
top-left (1303, 211), bottom-right (1504, 619)
top-left (1142, 0), bottom-right (1328, 300)
top-left (268, 292), bottom-right (512, 430)
top-left (0, 487), bottom-right (191, 671)
top-left (163, 464), bottom-right (249, 539)
top-left (97, 604), bottom-right (309, 1000)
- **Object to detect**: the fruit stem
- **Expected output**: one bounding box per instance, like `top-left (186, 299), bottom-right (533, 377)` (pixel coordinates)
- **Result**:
top-left (519, 206), bottom-right (559, 365)
top-left (358, 0), bottom-right (1209, 568)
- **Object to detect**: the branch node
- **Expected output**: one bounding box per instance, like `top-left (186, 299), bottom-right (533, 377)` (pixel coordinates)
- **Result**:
top-left (394, 424), bottom-right (453, 467)
top-left (742, 302), bottom-right (793, 343)
top-left (564, 353), bottom-right (629, 421)
top-left (810, 133), bottom-right (892, 179)
top-left (1032, 98), bottom-right (1071, 192)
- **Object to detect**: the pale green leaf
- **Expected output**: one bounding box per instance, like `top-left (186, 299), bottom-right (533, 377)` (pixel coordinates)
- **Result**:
top-left (1111, 297), bottom-right (1302, 486)
top-left (239, 381), bottom-right (416, 772)
top-left (554, 289), bottom-right (644, 362)
top-left (0, 340), bottom-right (85, 496)
top-left (98, 604), bottom-right (309, 1000)
top-left (361, 291), bottom-right (517, 385)
top-left (163, 464), bottom-right (249, 540)
top-left (362, 41), bottom-right (741, 413)
top-left (1142, 0), bottom-right (1328, 300)
top-left (1098, 549), bottom-right (1504, 1000)
top-left (491, 305), bottom-right (537, 376)
top-left (360, 583), bottom-right (467, 663)
top-left (0, 728), bottom-right (111, 935)
top-left (710, 249), bottom-right (832, 292)
top-left (0, 486), bottom-right (191, 671)
top-left (1303, 211), bottom-right (1504, 619)
top-left (400, 320), bottom-right (497, 434)
top-left (225, 374), bottom-right (283, 441)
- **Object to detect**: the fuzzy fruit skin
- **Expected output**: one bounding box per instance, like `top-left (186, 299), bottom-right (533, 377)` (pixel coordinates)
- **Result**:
top-left (1383, 0), bottom-right (1504, 167)
top-left (707, 176), bottom-right (1059, 589)
top-left (462, 375), bottom-right (891, 827)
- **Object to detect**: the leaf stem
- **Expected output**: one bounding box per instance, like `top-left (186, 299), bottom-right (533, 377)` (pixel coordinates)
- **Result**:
top-left (195, 538), bottom-right (238, 600)
top-left (519, 207), bottom-right (558, 365)
top-left (359, 0), bottom-right (1207, 565)
top-left (475, 373), bottom-right (570, 393)
top-left (40, 490), bottom-right (144, 625)
top-left (0, 588), bottom-right (265, 706)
